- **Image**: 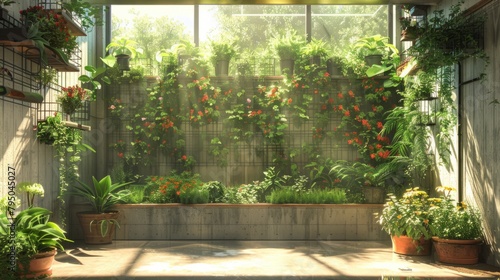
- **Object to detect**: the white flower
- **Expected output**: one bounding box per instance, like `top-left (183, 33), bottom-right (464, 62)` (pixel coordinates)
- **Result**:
top-left (17, 182), bottom-right (45, 197)
top-left (0, 195), bottom-right (21, 212)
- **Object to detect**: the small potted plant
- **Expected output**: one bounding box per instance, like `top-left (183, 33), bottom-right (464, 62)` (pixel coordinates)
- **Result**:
top-left (429, 186), bottom-right (483, 264)
top-left (57, 85), bottom-right (88, 121)
top-left (102, 37), bottom-right (143, 71)
top-left (377, 187), bottom-right (432, 255)
top-left (354, 35), bottom-right (398, 67)
top-left (301, 38), bottom-right (329, 66)
top-left (208, 39), bottom-right (238, 76)
top-left (0, 184), bottom-right (71, 279)
top-left (72, 175), bottom-right (131, 244)
top-left (271, 30), bottom-right (305, 75)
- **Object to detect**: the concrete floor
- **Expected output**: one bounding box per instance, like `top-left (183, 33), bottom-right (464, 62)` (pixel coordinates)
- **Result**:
top-left (50, 240), bottom-right (500, 280)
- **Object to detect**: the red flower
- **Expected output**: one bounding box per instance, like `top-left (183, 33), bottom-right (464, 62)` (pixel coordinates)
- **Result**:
top-left (377, 121), bottom-right (383, 129)
top-left (370, 153), bottom-right (376, 159)
top-left (181, 155), bottom-right (187, 161)
top-left (328, 97), bottom-right (334, 104)
top-left (288, 98), bottom-right (293, 105)
top-left (324, 72), bottom-right (330, 77)
top-left (348, 90), bottom-right (355, 98)
top-left (337, 92), bottom-right (343, 99)
top-left (344, 110), bottom-right (350, 117)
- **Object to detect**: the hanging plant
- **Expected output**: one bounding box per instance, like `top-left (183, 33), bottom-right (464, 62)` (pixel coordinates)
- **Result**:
top-left (36, 114), bottom-right (95, 228)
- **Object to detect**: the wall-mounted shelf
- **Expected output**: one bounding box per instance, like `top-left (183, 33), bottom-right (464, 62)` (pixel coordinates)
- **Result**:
top-left (0, 85), bottom-right (43, 103)
top-left (0, 39), bottom-right (80, 72)
top-left (54, 9), bottom-right (86, 36)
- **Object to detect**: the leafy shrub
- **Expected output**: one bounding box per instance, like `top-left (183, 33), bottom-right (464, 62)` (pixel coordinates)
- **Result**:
top-left (123, 185), bottom-right (147, 204)
top-left (267, 188), bottom-right (347, 204)
top-left (179, 186), bottom-right (210, 204)
top-left (222, 183), bottom-right (259, 204)
top-left (202, 181), bottom-right (225, 203)
top-left (146, 173), bottom-right (202, 203)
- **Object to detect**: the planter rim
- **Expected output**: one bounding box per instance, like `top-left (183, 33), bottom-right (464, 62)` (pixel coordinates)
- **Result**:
top-left (431, 237), bottom-right (483, 244)
top-left (33, 248), bottom-right (57, 259)
top-left (77, 210), bottom-right (119, 215)
top-left (108, 203), bottom-right (384, 209)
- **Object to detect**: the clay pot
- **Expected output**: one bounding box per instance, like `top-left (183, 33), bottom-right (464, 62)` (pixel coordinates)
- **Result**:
top-left (18, 249), bottom-right (57, 278)
top-left (77, 211), bottom-right (119, 244)
top-left (432, 237), bottom-right (482, 264)
top-left (392, 235), bottom-right (431, 256)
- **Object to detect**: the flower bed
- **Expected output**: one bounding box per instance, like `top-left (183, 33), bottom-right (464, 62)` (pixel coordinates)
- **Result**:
top-left (69, 203), bottom-right (386, 241)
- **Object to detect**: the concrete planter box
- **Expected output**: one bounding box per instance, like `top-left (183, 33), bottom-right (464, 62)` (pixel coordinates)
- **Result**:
top-left (69, 204), bottom-right (387, 241)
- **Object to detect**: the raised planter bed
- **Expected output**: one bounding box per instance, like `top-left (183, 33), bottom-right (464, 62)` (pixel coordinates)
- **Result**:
top-left (69, 204), bottom-right (387, 241)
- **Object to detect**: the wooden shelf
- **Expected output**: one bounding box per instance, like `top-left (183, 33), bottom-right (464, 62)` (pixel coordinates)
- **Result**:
top-left (62, 121), bottom-right (91, 131)
top-left (0, 39), bottom-right (80, 72)
top-left (52, 9), bottom-right (87, 37)
top-left (0, 85), bottom-right (43, 103)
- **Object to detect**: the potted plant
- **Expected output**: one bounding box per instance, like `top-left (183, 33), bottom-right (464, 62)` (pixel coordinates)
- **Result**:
top-left (354, 35), bottom-right (398, 67)
top-left (377, 187), bottom-right (432, 255)
top-left (326, 48), bottom-right (343, 76)
top-left (60, 0), bottom-right (104, 32)
top-left (302, 38), bottom-right (329, 66)
top-left (102, 38), bottom-right (143, 71)
top-left (328, 158), bottom-right (410, 203)
top-left (20, 5), bottom-right (79, 62)
top-left (429, 186), bottom-right (483, 264)
top-left (57, 85), bottom-right (88, 120)
top-left (271, 30), bottom-right (305, 75)
top-left (72, 175), bottom-right (131, 244)
top-left (0, 184), bottom-right (71, 279)
top-left (208, 39), bottom-right (238, 76)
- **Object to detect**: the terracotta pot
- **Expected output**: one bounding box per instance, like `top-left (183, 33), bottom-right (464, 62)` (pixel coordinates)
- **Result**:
top-left (18, 249), bottom-right (57, 279)
top-left (432, 237), bottom-right (482, 264)
top-left (392, 235), bottom-right (431, 256)
top-left (77, 211), bottom-right (119, 244)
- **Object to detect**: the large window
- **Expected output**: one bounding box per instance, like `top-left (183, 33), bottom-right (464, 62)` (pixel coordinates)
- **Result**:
top-left (110, 5), bottom-right (389, 75)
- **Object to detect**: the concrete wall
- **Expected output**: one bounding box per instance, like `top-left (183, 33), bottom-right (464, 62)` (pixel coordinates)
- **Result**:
top-left (69, 204), bottom-right (387, 241)
top-left (0, 3), bottom-right (100, 226)
top-left (432, 0), bottom-right (500, 267)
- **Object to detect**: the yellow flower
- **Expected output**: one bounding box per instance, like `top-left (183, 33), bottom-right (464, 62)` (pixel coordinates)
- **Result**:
top-left (397, 214), bottom-right (402, 219)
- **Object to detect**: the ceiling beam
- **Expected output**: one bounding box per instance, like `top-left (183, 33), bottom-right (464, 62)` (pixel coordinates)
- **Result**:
top-left (87, 0), bottom-right (440, 5)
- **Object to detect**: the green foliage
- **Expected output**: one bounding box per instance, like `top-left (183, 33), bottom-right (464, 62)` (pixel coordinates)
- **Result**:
top-left (354, 34), bottom-right (397, 56)
top-left (267, 188), bottom-right (347, 204)
top-left (429, 187), bottom-right (483, 240)
top-left (209, 40), bottom-right (239, 63)
top-left (122, 185), bottom-right (147, 204)
top-left (61, 0), bottom-right (104, 32)
top-left (179, 186), bottom-right (210, 204)
top-left (73, 175), bottom-right (132, 213)
top-left (36, 114), bottom-right (95, 227)
top-left (146, 173), bottom-right (203, 203)
top-left (222, 183), bottom-right (259, 204)
top-left (302, 38), bottom-right (329, 59)
top-left (377, 187), bottom-right (432, 241)
top-left (271, 30), bottom-right (306, 60)
top-left (407, 1), bottom-right (487, 71)
top-left (0, 207), bottom-right (71, 261)
top-left (78, 65), bottom-right (111, 101)
top-left (202, 181), bottom-right (226, 203)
